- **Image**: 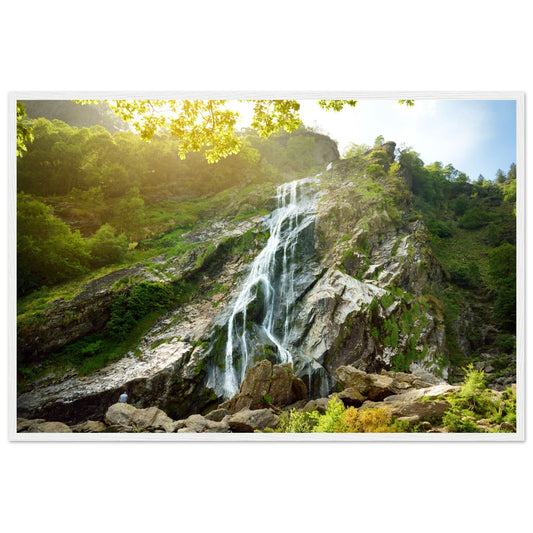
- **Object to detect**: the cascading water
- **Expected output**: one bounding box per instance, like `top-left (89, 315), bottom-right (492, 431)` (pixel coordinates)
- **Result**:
top-left (212, 175), bottom-right (321, 399)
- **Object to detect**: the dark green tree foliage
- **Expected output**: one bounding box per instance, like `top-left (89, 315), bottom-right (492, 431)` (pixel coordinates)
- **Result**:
top-left (459, 207), bottom-right (491, 229)
top-left (107, 282), bottom-right (174, 338)
top-left (448, 260), bottom-right (481, 289)
top-left (87, 224), bottom-right (128, 268)
top-left (22, 100), bottom-right (129, 133)
top-left (489, 242), bottom-right (516, 331)
top-left (17, 193), bottom-right (90, 294)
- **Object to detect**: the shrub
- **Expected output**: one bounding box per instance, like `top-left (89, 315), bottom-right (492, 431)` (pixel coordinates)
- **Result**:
top-left (273, 409), bottom-right (318, 433)
top-left (341, 406), bottom-right (404, 433)
top-left (87, 223), bottom-right (128, 267)
top-left (366, 163), bottom-right (386, 179)
top-left (459, 207), bottom-right (490, 229)
top-left (312, 396), bottom-right (346, 433)
top-left (442, 365), bottom-right (516, 432)
top-left (107, 281), bottom-right (174, 338)
top-left (427, 219), bottom-right (453, 238)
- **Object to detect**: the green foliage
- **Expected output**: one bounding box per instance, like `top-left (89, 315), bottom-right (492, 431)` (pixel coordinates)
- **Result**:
top-left (17, 193), bottom-right (91, 295)
top-left (380, 293), bottom-right (395, 308)
top-left (17, 102), bottom-right (34, 157)
top-left (311, 396), bottom-right (346, 432)
top-left (383, 317), bottom-right (399, 347)
top-left (87, 223), bottom-right (128, 267)
top-left (489, 242), bottom-right (516, 330)
top-left (447, 260), bottom-right (480, 289)
top-left (274, 398), bottom-right (406, 433)
top-left (459, 207), bottom-right (491, 230)
top-left (273, 409), bottom-right (318, 433)
top-left (427, 219), bottom-right (453, 238)
top-left (107, 281), bottom-right (174, 338)
top-left (442, 365), bottom-right (517, 432)
top-left (366, 163), bottom-right (386, 179)
top-left (341, 406), bottom-right (407, 433)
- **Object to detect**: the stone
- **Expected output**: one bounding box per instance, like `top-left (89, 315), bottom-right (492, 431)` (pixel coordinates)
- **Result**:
top-left (226, 360), bottom-right (272, 413)
top-left (184, 414), bottom-right (208, 433)
top-left (303, 398), bottom-right (331, 414)
top-left (104, 403), bottom-right (178, 432)
top-left (386, 400), bottom-right (451, 422)
top-left (228, 409), bottom-right (279, 432)
top-left (103, 425), bottom-right (136, 433)
top-left (225, 360), bottom-right (307, 414)
top-left (365, 374), bottom-right (398, 401)
top-left (24, 421), bottom-right (72, 433)
top-left (205, 408), bottom-right (231, 422)
top-left (269, 364), bottom-right (308, 407)
top-left (383, 383), bottom-right (460, 404)
top-left (499, 422), bottom-right (516, 432)
top-left (17, 418), bottom-right (46, 432)
top-left (205, 417), bottom-right (230, 433)
top-left (175, 420), bottom-right (187, 430)
top-left (336, 366), bottom-right (372, 394)
top-left (336, 387), bottom-right (365, 407)
top-left (71, 420), bottom-right (107, 433)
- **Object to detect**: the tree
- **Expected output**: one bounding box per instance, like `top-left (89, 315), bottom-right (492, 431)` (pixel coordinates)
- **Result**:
top-left (77, 98), bottom-right (414, 163)
top-left (16, 102), bottom-right (34, 158)
top-left (87, 223), bottom-right (128, 267)
top-left (17, 193), bottom-right (90, 295)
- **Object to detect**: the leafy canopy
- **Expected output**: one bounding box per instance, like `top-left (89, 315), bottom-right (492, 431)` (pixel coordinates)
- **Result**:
top-left (76, 98), bottom-right (414, 163)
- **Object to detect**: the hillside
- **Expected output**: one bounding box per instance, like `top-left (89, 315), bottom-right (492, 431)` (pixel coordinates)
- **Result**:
top-left (16, 105), bottom-right (516, 434)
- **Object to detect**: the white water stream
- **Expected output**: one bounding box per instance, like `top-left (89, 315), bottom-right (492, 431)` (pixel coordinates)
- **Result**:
top-left (221, 176), bottom-right (321, 398)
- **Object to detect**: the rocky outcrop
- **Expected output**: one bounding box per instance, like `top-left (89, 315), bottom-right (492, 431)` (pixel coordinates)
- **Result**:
top-left (17, 215), bottom-right (266, 363)
top-left (17, 146), bottom-right (451, 425)
top-left (223, 360), bottom-right (307, 414)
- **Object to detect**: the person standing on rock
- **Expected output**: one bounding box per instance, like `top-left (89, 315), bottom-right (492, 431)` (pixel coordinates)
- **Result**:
top-left (119, 392), bottom-right (128, 403)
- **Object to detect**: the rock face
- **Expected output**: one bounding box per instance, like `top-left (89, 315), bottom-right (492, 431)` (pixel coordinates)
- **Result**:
top-left (17, 144), bottom-right (453, 425)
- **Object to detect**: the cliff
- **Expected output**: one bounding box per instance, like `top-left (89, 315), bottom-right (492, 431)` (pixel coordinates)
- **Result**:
top-left (16, 140), bottom-right (515, 429)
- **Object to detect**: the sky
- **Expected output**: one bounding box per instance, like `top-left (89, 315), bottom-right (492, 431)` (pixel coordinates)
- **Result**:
top-left (294, 98), bottom-right (517, 181)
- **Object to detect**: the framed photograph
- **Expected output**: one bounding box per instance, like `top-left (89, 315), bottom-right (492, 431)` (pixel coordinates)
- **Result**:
top-left (9, 91), bottom-right (524, 441)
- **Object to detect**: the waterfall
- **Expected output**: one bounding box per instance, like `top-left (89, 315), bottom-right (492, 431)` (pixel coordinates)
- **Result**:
top-left (219, 176), bottom-right (321, 398)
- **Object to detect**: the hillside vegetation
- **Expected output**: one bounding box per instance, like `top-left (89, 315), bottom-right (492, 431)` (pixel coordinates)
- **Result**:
top-left (16, 102), bottom-right (516, 416)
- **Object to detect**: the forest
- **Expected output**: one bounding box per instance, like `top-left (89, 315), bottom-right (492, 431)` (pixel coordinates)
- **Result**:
top-left (17, 101), bottom-right (332, 296)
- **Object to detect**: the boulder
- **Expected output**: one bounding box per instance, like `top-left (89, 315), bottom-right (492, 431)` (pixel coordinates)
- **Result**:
top-left (22, 421), bottom-right (72, 433)
top-left (17, 418), bottom-right (46, 432)
top-left (104, 403), bottom-right (178, 432)
top-left (336, 366), bottom-right (412, 400)
top-left (302, 398), bottom-right (332, 414)
top-left (184, 414), bottom-right (208, 433)
top-left (228, 409), bottom-right (279, 432)
top-left (363, 399), bottom-right (451, 423)
top-left (71, 420), bottom-right (107, 433)
top-left (225, 360), bottom-right (307, 414)
top-left (205, 408), bottom-right (231, 422)
top-left (336, 387), bottom-right (365, 407)
top-left (365, 374), bottom-right (400, 401)
top-left (205, 417), bottom-right (231, 433)
top-left (268, 364), bottom-right (307, 407)
top-left (336, 366), bottom-right (372, 394)
top-left (383, 383), bottom-right (459, 404)
top-left (226, 360), bottom-right (272, 413)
